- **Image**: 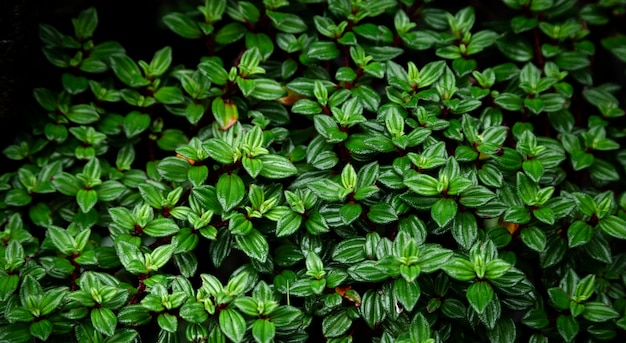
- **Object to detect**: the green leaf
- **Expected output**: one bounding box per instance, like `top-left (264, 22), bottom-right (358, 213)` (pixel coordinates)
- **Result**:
top-left (504, 206), bottom-right (531, 224)
top-left (339, 203), bottom-right (362, 226)
top-left (348, 261), bottom-right (389, 282)
top-left (188, 165), bottom-right (209, 187)
top-left (432, 198), bottom-right (457, 227)
top-left (368, 203), bottom-right (398, 224)
top-left (97, 181), bottom-right (126, 201)
top-left (484, 259), bottom-right (511, 280)
top-left (179, 301), bottom-right (209, 324)
top-left (147, 243), bottom-right (176, 272)
top-left (163, 12), bottom-right (202, 39)
top-left (91, 307), bottom-right (117, 337)
top-left (598, 215), bottom-right (626, 239)
top-left (215, 22), bottom-right (246, 44)
top-left (157, 313), bottom-right (178, 333)
top-left (571, 150), bottom-right (595, 171)
top-left (496, 33), bottom-right (533, 62)
top-left (249, 79), bottom-right (286, 100)
top-left (110, 55), bottom-right (148, 87)
top-left (520, 226), bottom-right (547, 252)
top-left (235, 229), bottom-right (269, 262)
top-left (154, 86), bottom-right (184, 104)
top-left (567, 220), bottom-right (592, 247)
top-left (393, 277), bottom-right (420, 311)
top-left (322, 310), bottom-right (352, 338)
top-left (216, 173), bottom-right (245, 212)
top-left (252, 319), bottom-right (275, 343)
top-left (219, 309), bottom-right (246, 343)
top-left (523, 159), bottom-right (544, 183)
top-left (495, 93), bottom-right (523, 111)
top-left (555, 51), bottom-right (590, 71)
top-left (123, 111), bottom-right (150, 138)
top-left (533, 207), bottom-right (555, 225)
top-left (276, 211), bottom-right (302, 237)
top-left (361, 290), bottom-right (385, 329)
top-left (76, 189), bottom-right (98, 213)
top-left (258, 154), bottom-right (298, 179)
top-left (62, 73), bottom-right (89, 94)
top-left (308, 179), bottom-right (346, 202)
top-left (404, 173), bottom-right (440, 196)
top-left (557, 314), bottom-right (579, 342)
top-left (204, 139), bottom-right (235, 164)
top-left (115, 240), bottom-right (147, 274)
top-left (467, 281), bottom-right (494, 314)
top-left (147, 46), bottom-right (172, 77)
top-left (29, 320), bottom-right (53, 341)
top-left (4, 189), bottom-right (32, 206)
top-left (47, 226), bottom-right (75, 255)
top-left (292, 99), bottom-right (322, 115)
top-left (581, 302), bottom-right (620, 322)
top-left (332, 237), bottom-right (366, 264)
top-left (451, 211), bottom-right (478, 249)
top-left (487, 318), bottom-right (516, 343)
top-left (307, 41), bottom-right (340, 60)
top-left (198, 59), bottom-right (229, 86)
top-left (443, 257), bottom-right (476, 281)
top-left (65, 104), bottom-right (100, 124)
top-left (522, 309), bottom-right (549, 330)
top-left (157, 156), bottom-right (191, 182)
top-left (266, 10), bottom-right (307, 34)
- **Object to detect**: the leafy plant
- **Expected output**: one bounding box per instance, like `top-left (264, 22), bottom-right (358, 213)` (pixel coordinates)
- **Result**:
top-left (2, 0), bottom-right (626, 342)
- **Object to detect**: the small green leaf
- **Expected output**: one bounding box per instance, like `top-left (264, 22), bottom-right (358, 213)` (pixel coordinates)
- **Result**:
top-left (361, 290), bottom-right (385, 329)
top-left (216, 173), bottom-right (245, 212)
top-left (367, 203), bottom-right (398, 224)
top-left (219, 309), bottom-right (246, 343)
top-left (404, 173), bottom-right (440, 196)
top-left (451, 211), bottom-right (478, 249)
top-left (557, 315), bottom-right (579, 342)
top-left (204, 139), bottom-right (235, 164)
top-left (235, 229), bottom-right (269, 262)
top-left (252, 319), bottom-right (275, 343)
top-left (163, 12), bottom-right (202, 39)
top-left (322, 310), bottom-right (352, 338)
top-left (29, 320), bottom-right (53, 341)
top-left (154, 86), bottom-right (184, 104)
top-left (393, 277), bottom-right (420, 311)
top-left (467, 281), bottom-right (494, 314)
top-left (276, 211), bottom-right (303, 237)
top-left (520, 226), bottom-right (547, 252)
top-left (598, 215), bottom-right (626, 239)
top-left (258, 155), bottom-right (298, 179)
top-left (307, 179), bottom-right (346, 202)
top-left (567, 220), bottom-right (593, 247)
top-left (443, 257), bottom-right (476, 281)
top-left (91, 307), bottom-right (117, 337)
top-left (157, 156), bottom-right (191, 182)
top-left (157, 313), bottom-right (178, 332)
top-left (266, 10), bottom-right (307, 34)
top-left (432, 198), bottom-right (457, 227)
top-left (581, 302), bottom-right (620, 322)
top-left (76, 189), bottom-right (98, 213)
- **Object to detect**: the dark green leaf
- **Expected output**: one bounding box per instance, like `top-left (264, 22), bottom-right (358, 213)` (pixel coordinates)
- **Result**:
top-left (467, 281), bottom-right (494, 314)
top-left (219, 309), bottom-right (246, 343)
top-left (163, 13), bottom-right (202, 39)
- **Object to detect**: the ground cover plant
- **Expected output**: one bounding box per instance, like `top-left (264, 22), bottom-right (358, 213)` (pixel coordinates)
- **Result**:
top-left (1, 0), bottom-right (626, 342)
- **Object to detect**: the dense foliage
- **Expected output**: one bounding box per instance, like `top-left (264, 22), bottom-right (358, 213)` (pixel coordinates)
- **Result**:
top-left (2, 0), bottom-right (626, 342)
